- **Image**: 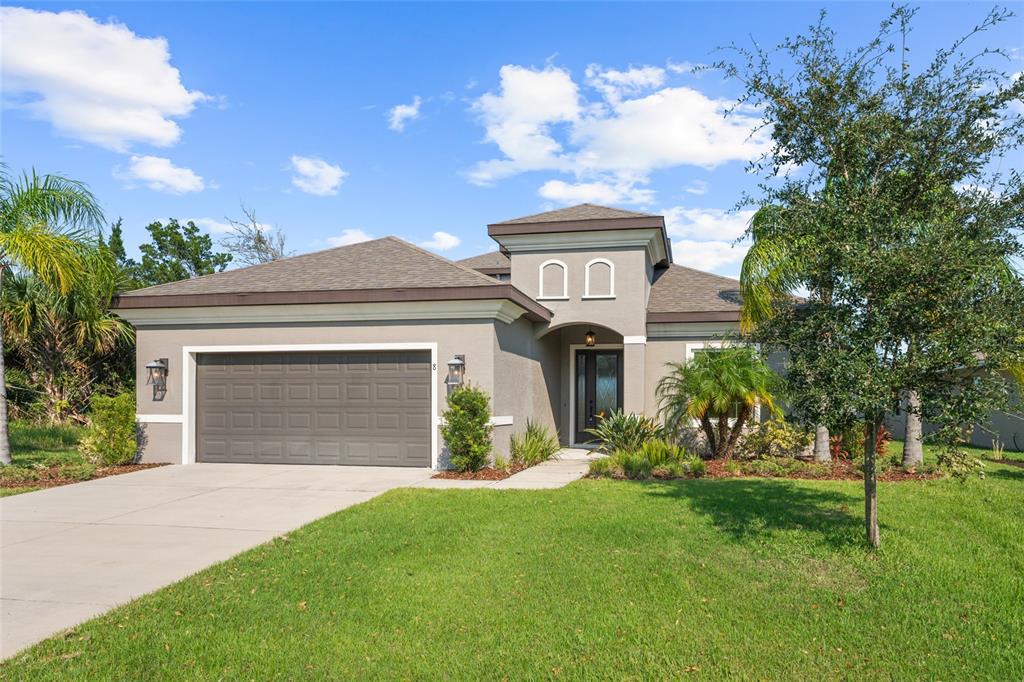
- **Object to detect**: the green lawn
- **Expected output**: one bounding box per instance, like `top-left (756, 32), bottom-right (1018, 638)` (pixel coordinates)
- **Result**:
top-left (4, 449), bottom-right (1022, 680)
top-left (1, 422), bottom-right (86, 496)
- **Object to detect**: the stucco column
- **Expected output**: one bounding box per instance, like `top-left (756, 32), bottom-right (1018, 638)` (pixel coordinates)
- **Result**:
top-left (623, 337), bottom-right (646, 415)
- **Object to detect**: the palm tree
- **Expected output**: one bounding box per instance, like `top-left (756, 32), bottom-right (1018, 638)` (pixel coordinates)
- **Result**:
top-left (739, 204), bottom-right (836, 462)
top-left (656, 345), bottom-right (779, 459)
top-left (0, 166), bottom-right (104, 464)
top-left (3, 251), bottom-right (131, 423)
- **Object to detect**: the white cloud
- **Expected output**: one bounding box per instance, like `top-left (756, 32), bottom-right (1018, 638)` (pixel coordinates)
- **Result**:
top-left (585, 64), bottom-right (665, 104)
top-left (289, 155), bottom-right (347, 196)
top-left (468, 65), bottom-right (581, 184)
top-left (672, 239), bottom-right (748, 275)
top-left (388, 96), bottom-right (422, 132)
top-left (191, 218), bottom-right (233, 234)
top-left (418, 231), bottom-right (461, 252)
top-left (191, 217), bottom-right (273, 234)
top-left (664, 207), bottom-right (754, 241)
top-left (683, 180), bottom-right (709, 195)
top-left (467, 62), bottom-right (769, 202)
top-left (116, 155), bottom-right (204, 194)
top-left (539, 178), bottom-right (654, 206)
top-left (1, 7), bottom-right (206, 151)
top-left (666, 61), bottom-right (708, 75)
top-left (326, 229), bottom-right (373, 247)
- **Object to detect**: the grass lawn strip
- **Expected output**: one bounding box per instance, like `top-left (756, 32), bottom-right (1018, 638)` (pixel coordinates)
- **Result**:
top-left (3, 453), bottom-right (1021, 679)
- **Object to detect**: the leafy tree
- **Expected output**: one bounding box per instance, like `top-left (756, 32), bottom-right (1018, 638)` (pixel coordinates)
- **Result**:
top-left (0, 166), bottom-right (103, 464)
top-left (219, 205), bottom-right (291, 266)
top-left (132, 219), bottom-right (231, 287)
top-left (657, 346), bottom-right (779, 459)
top-left (720, 6), bottom-right (1024, 546)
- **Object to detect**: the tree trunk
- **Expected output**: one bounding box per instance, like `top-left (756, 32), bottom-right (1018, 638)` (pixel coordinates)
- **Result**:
top-left (813, 424), bottom-right (831, 463)
top-left (698, 414), bottom-right (717, 460)
top-left (864, 418), bottom-right (880, 548)
top-left (716, 412), bottom-right (730, 458)
top-left (901, 391), bottom-right (924, 468)
top-left (0, 267), bottom-right (11, 465)
top-left (722, 406), bottom-right (751, 460)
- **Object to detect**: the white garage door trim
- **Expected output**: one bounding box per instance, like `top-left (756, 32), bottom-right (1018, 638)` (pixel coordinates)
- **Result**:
top-left (181, 343), bottom-right (439, 468)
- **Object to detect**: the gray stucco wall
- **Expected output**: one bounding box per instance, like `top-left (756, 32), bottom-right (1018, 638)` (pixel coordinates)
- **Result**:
top-left (492, 318), bottom-right (562, 453)
top-left (509, 246), bottom-right (649, 337)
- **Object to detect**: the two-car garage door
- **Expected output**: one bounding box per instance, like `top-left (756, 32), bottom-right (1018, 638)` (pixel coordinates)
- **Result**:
top-left (196, 351), bottom-right (431, 466)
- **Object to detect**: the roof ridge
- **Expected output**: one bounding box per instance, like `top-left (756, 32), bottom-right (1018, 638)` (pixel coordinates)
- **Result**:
top-left (493, 203), bottom-right (657, 225)
top-left (122, 235), bottom-right (397, 297)
top-left (380, 236), bottom-right (500, 287)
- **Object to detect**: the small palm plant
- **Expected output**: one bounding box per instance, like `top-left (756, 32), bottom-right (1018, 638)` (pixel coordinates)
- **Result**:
top-left (656, 346), bottom-right (779, 459)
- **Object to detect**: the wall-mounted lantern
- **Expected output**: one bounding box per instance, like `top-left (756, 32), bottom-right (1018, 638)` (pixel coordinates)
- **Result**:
top-left (585, 329), bottom-right (597, 347)
top-left (445, 355), bottom-right (465, 395)
top-left (145, 358), bottom-right (168, 401)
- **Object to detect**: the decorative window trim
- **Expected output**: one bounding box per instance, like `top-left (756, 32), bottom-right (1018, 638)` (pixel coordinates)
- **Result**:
top-left (583, 258), bottom-right (615, 299)
top-left (538, 259), bottom-right (569, 300)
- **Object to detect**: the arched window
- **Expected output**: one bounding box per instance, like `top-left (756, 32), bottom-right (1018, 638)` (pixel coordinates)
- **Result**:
top-left (584, 258), bottom-right (615, 298)
top-left (538, 259), bottom-right (568, 299)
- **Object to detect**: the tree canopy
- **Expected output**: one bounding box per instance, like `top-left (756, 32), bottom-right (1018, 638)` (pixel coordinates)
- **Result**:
top-left (719, 5), bottom-right (1024, 546)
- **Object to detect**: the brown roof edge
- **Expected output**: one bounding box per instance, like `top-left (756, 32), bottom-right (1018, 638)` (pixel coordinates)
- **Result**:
top-left (646, 311), bottom-right (741, 323)
top-left (487, 215), bottom-right (672, 265)
top-left (113, 285), bottom-right (553, 322)
top-left (487, 215), bottom-right (663, 235)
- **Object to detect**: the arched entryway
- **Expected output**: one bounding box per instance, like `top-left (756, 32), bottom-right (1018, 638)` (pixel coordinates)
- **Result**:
top-left (537, 323), bottom-right (625, 446)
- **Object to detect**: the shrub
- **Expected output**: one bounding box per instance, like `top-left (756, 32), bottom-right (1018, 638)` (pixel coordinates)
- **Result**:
top-left (493, 454), bottom-right (509, 472)
top-left (58, 462), bottom-right (97, 481)
top-left (736, 419), bottom-right (812, 460)
top-left (509, 420), bottom-right (560, 467)
top-left (440, 386), bottom-right (493, 472)
top-left (79, 393), bottom-right (138, 466)
top-left (588, 457), bottom-right (615, 478)
top-left (586, 411), bottom-right (665, 453)
top-left (638, 438), bottom-right (689, 467)
top-left (617, 452), bottom-right (653, 480)
top-left (0, 466), bottom-right (40, 485)
top-left (687, 458), bottom-right (707, 478)
top-left (724, 460), bottom-right (742, 475)
top-left (937, 446), bottom-right (986, 481)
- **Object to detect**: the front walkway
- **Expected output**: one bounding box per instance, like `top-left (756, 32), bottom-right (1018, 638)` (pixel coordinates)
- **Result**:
top-left (0, 450), bottom-right (593, 658)
top-left (411, 448), bottom-right (599, 489)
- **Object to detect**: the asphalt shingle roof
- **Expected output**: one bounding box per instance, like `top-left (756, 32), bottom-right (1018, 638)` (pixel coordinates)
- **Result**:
top-left (118, 236), bottom-right (501, 298)
top-left (492, 203), bottom-right (657, 225)
top-left (648, 264), bottom-right (742, 314)
top-left (457, 251), bottom-right (511, 270)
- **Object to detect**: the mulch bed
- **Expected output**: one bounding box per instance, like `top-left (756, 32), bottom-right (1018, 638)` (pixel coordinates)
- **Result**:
top-left (432, 462), bottom-right (529, 480)
top-left (700, 459), bottom-right (942, 482)
top-left (0, 463), bottom-right (168, 492)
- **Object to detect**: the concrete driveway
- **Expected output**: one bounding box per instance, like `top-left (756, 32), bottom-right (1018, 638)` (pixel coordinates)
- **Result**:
top-left (0, 463), bottom-right (433, 658)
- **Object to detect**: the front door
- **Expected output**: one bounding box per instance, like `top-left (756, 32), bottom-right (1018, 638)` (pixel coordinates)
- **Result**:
top-left (574, 349), bottom-right (624, 444)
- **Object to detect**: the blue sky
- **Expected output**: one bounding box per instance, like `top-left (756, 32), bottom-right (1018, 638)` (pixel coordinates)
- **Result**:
top-left (3, 2), bottom-right (1021, 276)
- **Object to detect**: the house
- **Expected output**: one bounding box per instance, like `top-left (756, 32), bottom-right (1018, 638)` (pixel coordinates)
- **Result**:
top-left (114, 204), bottom-right (742, 468)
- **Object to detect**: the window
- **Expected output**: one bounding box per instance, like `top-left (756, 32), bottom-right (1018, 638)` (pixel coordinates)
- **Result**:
top-left (538, 260), bottom-right (568, 299)
top-left (491, 272), bottom-right (511, 282)
top-left (584, 258), bottom-right (615, 298)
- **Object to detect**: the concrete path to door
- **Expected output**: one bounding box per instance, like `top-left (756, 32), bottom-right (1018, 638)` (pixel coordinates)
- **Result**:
top-left (0, 451), bottom-right (594, 658)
